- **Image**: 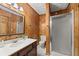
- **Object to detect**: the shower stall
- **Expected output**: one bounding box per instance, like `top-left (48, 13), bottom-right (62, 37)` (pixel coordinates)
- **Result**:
top-left (50, 12), bottom-right (74, 56)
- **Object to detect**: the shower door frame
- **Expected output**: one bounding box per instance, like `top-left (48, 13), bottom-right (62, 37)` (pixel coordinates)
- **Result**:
top-left (50, 11), bottom-right (74, 56)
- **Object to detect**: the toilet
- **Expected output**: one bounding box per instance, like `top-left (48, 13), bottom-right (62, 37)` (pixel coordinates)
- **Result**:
top-left (37, 35), bottom-right (46, 56)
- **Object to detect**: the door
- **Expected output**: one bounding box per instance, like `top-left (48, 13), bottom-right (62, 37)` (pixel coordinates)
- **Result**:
top-left (50, 13), bottom-right (72, 55)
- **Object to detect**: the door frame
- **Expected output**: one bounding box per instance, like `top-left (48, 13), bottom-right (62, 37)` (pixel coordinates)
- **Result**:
top-left (50, 11), bottom-right (74, 56)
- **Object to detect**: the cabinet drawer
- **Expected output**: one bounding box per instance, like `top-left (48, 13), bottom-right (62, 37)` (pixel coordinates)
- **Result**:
top-left (19, 45), bottom-right (33, 56)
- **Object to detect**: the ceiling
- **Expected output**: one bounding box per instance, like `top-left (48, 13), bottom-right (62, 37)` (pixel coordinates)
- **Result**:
top-left (29, 3), bottom-right (45, 15)
top-left (29, 3), bottom-right (69, 15)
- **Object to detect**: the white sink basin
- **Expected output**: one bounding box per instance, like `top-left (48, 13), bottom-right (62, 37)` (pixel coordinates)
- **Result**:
top-left (4, 40), bottom-right (18, 44)
top-left (5, 39), bottom-right (26, 47)
top-left (0, 38), bottom-right (26, 48)
top-left (6, 43), bottom-right (18, 47)
top-left (17, 39), bottom-right (25, 43)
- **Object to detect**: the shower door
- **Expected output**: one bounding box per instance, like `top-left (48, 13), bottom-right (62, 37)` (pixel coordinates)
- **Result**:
top-left (50, 13), bottom-right (72, 55)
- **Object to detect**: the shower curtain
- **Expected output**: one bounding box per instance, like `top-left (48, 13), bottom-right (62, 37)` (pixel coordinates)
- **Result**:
top-left (50, 13), bottom-right (72, 55)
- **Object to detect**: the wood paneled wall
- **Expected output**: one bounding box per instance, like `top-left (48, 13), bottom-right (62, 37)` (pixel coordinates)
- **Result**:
top-left (44, 3), bottom-right (50, 55)
top-left (69, 4), bottom-right (79, 56)
top-left (21, 4), bottom-right (40, 41)
top-left (39, 15), bottom-right (46, 35)
top-left (0, 35), bottom-right (19, 40)
top-left (39, 4), bottom-right (50, 55)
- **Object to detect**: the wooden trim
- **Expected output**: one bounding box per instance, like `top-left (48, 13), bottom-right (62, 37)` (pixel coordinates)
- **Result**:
top-left (40, 8), bottom-right (70, 16)
top-left (50, 8), bottom-right (70, 16)
top-left (23, 15), bottom-right (25, 34)
top-left (70, 4), bottom-right (79, 56)
top-left (44, 3), bottom-right (50, 55)
top-left (66, 4), bottom-right (70, 9)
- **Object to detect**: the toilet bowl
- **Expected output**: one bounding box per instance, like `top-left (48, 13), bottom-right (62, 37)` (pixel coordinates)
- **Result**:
top-left (37, 35), bottom-right (46, 56)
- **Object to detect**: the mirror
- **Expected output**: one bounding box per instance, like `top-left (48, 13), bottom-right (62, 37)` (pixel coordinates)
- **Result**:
top-left (0, 15), bottom-right (9, 35)
top-left (16, 16), bottom-right (24, 34)
top-left (9, 14), bottom-right (24, 35)
top-left (0, 9), bottom-right (24, 35)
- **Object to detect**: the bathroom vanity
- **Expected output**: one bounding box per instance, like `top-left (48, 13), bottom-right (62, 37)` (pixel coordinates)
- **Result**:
top-left (0, 39), bottom-right (37, 56)
top-left (11, 39), bottom-right (37, 56)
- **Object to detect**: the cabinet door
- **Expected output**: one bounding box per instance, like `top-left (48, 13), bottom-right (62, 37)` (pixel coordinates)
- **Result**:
top-left (27, 48), bottom-right (36, 56)
top-left (0, 15), bottom-right (9, 35)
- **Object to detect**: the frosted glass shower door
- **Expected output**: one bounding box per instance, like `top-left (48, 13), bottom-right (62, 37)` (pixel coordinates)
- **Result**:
top-left (50, 13), bottom-right (72, 55)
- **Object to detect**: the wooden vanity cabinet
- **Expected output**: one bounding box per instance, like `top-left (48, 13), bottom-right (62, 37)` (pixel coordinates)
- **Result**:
top-left (11, 41), bottom-right (37, 56)
top-left (27, 48), bottom-right (36, 56)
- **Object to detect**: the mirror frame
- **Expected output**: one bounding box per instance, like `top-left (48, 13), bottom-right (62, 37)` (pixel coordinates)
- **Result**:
top-left (9, 14), bottom-right (25, 35)
top-left (0, 11), bottom-right (25, 36)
